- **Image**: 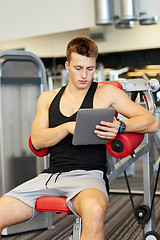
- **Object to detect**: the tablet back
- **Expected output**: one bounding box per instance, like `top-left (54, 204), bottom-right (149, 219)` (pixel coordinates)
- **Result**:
top-left (72, 108), bottom-right (115, 145)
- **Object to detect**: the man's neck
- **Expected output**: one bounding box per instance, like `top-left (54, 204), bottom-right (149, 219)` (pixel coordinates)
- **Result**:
top-left (66, 81), bottom-right (92, 97)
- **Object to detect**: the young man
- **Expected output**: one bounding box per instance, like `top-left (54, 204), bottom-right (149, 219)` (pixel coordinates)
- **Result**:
top-left (0, 37), bottom-right (159, 240)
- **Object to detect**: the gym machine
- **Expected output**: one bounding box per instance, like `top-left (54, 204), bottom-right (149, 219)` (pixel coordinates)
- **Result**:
top-left (106, 77), bottom-right (160, 239)
top-left (0, 50), bottom-right (52, 235)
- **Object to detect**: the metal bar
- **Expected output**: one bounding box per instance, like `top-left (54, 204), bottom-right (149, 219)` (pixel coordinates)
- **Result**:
top-left (0, 50), bottom-right (47, 91)
top-left (108, 142), bottom-right (151, 184)
top-left (72, 217), bottom-right (81, 240)
top-left (142, 134), bottom-right (156, 233)
top-left (106, 153), bottom-right (116, 174)
top-left (0, 83), bottom-right (5, 195)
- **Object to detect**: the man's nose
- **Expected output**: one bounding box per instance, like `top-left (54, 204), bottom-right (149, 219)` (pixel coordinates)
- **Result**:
top-left (81, 69), bottom-right (87, 79)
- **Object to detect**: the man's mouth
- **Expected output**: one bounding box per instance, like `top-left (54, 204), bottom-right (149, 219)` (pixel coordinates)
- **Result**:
top-left (78, 80), bottom-right (87, 84)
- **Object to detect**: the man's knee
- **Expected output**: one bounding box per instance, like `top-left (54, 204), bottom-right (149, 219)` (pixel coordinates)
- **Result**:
top-left (73, 188), bottom-right (108, 220)
top-left (83, 199), bottom-right (107, 223)
top-left (73, 191), bottom-right (107, 238)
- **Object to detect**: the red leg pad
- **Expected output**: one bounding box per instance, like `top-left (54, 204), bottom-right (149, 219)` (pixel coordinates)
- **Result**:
top-left (29, 136), bottom-right (49, 157)
top-left (36, 196), bottom-right (71, 213)
top-left (106, 133), bottom-right (144, 158)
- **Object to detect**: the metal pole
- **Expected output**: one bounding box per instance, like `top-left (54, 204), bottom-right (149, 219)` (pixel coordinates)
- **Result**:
top-left (142, 134), bottom-right (155, 233)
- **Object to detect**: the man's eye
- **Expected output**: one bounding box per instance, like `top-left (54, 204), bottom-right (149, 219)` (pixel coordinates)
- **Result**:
top-left (75, 67), bottom-right (81, 70)
top-left (88, 68), bottom-right (94, 71)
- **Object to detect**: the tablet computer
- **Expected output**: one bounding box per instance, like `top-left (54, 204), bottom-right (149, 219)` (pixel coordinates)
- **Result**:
top-left (72, 108), bottom-right (115, 145)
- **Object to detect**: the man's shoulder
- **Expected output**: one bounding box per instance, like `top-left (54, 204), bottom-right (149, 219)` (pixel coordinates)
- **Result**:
top-left (40, 88), bottom-right (61, 98)
top-left (95, 83), bottom-right (122, 106)
top-left (97, 82), bottom-right (117, 93)
top-left (37, 88), bottom-right (61, 107)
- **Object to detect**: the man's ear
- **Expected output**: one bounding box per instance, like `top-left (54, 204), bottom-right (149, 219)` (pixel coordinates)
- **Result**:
top-left (65, 61), bottom-right (69, 70)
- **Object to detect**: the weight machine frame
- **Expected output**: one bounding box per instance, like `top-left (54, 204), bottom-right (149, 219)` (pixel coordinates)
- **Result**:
top-left (107, 78), bottom-right (160, 238)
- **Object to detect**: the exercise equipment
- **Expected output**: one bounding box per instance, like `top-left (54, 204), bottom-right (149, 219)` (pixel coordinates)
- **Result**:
top-left (36, 196), bottom-right (71, 213)
top-left (28, 136), bottom-right (49, 157)
top-left (100, 79), bottom-right (160, 237)
top-left (123, 160), bottom-right (160, 239)
top-left (0, 50), bottom-right (51, 236)
top-left (106, 132), bottom-right (144, 159)
top-left (36, 197), bottom-right (81, 240)
top-left (143, 231), bottom-right (160, 240)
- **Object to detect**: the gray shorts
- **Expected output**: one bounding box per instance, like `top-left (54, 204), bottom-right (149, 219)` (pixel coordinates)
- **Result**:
top-left (4, 170), bottom-right (108, 220)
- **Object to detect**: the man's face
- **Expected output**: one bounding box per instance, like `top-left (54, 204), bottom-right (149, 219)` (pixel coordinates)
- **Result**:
top-left (65, 52), bottom-right (96, 89)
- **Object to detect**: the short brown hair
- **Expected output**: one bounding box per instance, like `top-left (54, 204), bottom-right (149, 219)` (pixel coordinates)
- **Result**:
top-left (66, 37), bottom-right (98, 63)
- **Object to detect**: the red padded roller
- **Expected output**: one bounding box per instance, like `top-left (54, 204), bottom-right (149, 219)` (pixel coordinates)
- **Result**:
top-left (29, 136), bottom-right (49, 157)
top-left (36, 196), bottom-right (71, 213)
top-left (100, 81), bottom-right (123, 90)
top-left (106, 132), bottom-right (144, 159)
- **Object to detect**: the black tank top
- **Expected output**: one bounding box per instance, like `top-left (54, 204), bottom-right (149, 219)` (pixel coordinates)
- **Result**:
top-left (42, 82), bottom-right (107, 175)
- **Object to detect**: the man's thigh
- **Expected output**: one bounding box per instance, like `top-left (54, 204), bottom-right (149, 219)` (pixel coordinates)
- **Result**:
top-left (3, 173), bottom-right (61, 218)
top-left (0, 195), bottom-right (33, 230)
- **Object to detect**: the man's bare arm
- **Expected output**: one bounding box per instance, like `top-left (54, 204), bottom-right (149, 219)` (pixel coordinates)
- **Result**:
top-left (31, 91), bottom-right (75, 149)
top-left (94, 85), bottom-right (159, 139)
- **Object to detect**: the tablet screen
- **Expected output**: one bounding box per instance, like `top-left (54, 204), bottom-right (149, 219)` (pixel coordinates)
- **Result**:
top-left (72, 108), bottom-right (115, 145)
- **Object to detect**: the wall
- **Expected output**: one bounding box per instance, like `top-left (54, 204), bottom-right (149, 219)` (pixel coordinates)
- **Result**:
top-left (0, 29), bottom-right (90, 57)
top-left (0, 0), bottom-right (160, 58)
top-left (0, 0), bottom-right (94, 41)
top-left (1, 21), bottom-right (160, 58)
top-left (97, 20), bottom-right (160, 53)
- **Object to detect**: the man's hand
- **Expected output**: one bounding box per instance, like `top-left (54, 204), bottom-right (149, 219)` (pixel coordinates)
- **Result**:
top-left (65, 121), bottom-right (76, 135)
top-left (94, 117), bottom-right (120, 139)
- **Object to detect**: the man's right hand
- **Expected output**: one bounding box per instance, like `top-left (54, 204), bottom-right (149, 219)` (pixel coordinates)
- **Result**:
top-left (66, 121), bottom-right (76, 135)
